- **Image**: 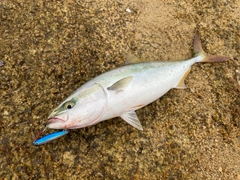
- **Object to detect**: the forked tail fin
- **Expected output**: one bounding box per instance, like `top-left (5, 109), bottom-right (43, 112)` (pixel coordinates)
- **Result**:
top-left (193, 34), bottom-right (230, 62)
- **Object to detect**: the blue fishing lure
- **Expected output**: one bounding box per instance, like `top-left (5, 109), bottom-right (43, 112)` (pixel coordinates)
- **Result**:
top-left (33, 130), bottom-right (68, 145)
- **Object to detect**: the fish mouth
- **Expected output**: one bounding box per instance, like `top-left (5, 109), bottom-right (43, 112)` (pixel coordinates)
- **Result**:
top-left (47, 117), bottom-right (66, 124)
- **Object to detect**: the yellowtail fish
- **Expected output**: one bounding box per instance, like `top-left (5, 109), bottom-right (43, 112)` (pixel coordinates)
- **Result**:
top-left (46, 34), bottom-right (229, 130)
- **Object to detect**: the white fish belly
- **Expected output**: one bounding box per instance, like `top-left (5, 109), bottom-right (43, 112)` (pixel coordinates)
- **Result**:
top-left (99, 59), bottom-right (196, 121)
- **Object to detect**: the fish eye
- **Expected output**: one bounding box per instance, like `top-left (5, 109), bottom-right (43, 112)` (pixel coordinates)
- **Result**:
top-left (64, 101), bottom-right (75, 110)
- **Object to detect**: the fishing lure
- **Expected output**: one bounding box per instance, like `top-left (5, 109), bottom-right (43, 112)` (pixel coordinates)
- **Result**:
top-left (33, 130), bottom-right (68, 145)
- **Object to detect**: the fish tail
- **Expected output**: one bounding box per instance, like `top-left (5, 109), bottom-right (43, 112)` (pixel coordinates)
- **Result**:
top-left (193, 34), bottom-right (230, 63)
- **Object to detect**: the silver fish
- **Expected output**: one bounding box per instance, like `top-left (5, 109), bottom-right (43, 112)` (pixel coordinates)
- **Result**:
top-left (46, 34), bottom-right (229, 130)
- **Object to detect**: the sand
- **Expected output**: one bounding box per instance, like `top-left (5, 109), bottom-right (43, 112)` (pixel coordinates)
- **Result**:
top-left (0, 0), bottom-right (239, 179)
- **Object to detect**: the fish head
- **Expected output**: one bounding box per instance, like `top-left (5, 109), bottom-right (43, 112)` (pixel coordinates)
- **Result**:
top-left (47, 84), bottom-right (107, 129)
top-left (47, 96), bottom-right (79, 129)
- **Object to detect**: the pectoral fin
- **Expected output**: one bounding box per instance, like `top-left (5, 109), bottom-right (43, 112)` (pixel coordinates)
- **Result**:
top-left (120, 110), bottom-right (143, 130)
top-left (107, 76), bottom-right (133, 91)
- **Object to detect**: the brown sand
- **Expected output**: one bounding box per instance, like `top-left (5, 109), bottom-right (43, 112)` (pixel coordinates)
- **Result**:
top-left (0, 0), bottom-right (239, 179)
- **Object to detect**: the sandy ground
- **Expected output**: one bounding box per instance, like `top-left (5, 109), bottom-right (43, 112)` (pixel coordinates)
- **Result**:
top-left (0, 0), bottom-right (239, 179)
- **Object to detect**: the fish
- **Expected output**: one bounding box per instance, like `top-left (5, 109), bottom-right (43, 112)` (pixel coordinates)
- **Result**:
top-left (33, 130), bottom-right (69, 145)
top-left (46, 34), bottom-right (230, 131)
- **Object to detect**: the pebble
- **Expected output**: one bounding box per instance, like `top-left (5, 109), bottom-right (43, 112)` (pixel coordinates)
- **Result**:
top-left (126, 8), bottom-right (131, 13)
top-left (3, 110), bottom-right (9, 116)
top-left (0, 61), bottom-right (4, 67)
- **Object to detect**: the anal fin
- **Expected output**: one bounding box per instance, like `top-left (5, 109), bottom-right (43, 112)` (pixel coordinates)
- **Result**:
top-left (174, 68), bottom-right (191, 89)
top-left (120, 110), bottom-right (143, 130)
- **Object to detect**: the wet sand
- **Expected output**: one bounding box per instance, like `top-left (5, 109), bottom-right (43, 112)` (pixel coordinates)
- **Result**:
top-left (0, 0), bottom-right (239, 179)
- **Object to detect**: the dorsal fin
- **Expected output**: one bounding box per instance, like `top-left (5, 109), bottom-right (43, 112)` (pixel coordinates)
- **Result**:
top-left (125, 53), bottom-right (144, 65)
